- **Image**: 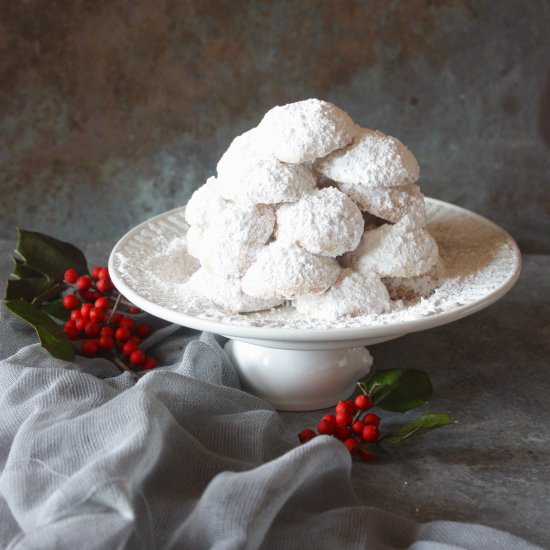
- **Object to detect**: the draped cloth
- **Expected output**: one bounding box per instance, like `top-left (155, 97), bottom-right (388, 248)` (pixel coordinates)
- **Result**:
top-left (0, 304), bottom-right (540, 550)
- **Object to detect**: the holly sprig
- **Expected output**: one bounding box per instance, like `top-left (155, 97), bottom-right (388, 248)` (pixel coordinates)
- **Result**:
top-left (4, 229), bottom-right (157, 378)
top-left (299, 368), bottom-right (453, 460)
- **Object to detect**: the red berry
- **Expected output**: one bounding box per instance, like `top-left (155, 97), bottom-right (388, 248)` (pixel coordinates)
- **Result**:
top-left (344, 438), bottom-right (359, 455)
top-left (64, 268), bottom-right (78, 284)
top-left (89, 308), bottom-right (106, 323)
top-left (122, 341), bottom-right (138, 356)
top-left (335, 400), bottom-right (357, 415)
top-left (334, 425), bottom-right (351, 441)
top-left (75, 318), bottom-right (88, 332)
top-left (111, 313), bottom-right (123, 326)
top-left (94, 297), bottom-right (110, 310)
top-left (351, 420), bottom-right (365, 435)
top-left (136, 323), bottom-right (152, 338)
top-left (359, 449), bottom-right (376, 461)
top-left (92, 291), bottom-right (103, 300)
top-left (100, 326), bottom-right (114, 337)
top-left (362, 424), bottom-right (379, 443)
top-left (96, 279), bottom-right (113, 293)
top-left (91, 266), bottom-right (101, 279)
top-left (363, 413), bottom-right (380, 427)
top-left (70, 309), bottom-right (82, 321)
top-left (119, 316), bottom-right (135, 330)
top-left (336, 412), bottom-right (354, 426)
top-left (98, 336), bottom-right (114, 350)
top-left (129, 335), bottom-right (141, 345)
top-left (115, 327), bottom-right (131, 341)
top-left (62, 294), bottom-right (79, 310)
top-left (81, 290), bottom-right (95, 301)
top-left (81, 303), bottom-right (93, 319)
top-left (82, 339), bottom-right (99, 356)
top-left (355, 394), bottom-right (372, 411)
top-left (129, 349), bottom-right (145, 366)
top-left (76, 276), bottom-right (92, 290)
top-left (143, 356), bottom-right (157, 370)
top-left (65, 326), bottom-right (79, 340)
top-left (127, 306), bottom-right (140, 314)
top-left (64, 320), bottom-right (76, 331)
top-left (317, 419), bottom-right (337, 436)
top-left (298, 428), bottom-right (317, 444)
top-left (97, 267), bottom-right (110, 280)
top-left (321, 414), bottom-right (337, 424)
top-left (85, 322), bottom-right (101, 337)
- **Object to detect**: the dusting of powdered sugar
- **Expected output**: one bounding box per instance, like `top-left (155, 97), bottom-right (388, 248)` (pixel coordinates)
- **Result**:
top-left (111, 201), bottom-right (520, 330)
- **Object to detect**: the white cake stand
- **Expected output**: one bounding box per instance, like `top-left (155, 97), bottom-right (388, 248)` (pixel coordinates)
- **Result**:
top-left (108, 199), bottom-right (521, 411)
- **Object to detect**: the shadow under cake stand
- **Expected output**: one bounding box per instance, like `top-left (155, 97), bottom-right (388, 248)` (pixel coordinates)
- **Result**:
top-left (108, 198), bottom-right (521, 411)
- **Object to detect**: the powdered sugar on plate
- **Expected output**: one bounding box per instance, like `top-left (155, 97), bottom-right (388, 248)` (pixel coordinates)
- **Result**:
top-left (110, 199), bottom-right (520, 331)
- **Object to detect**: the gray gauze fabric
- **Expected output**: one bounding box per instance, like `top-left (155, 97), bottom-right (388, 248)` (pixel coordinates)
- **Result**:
top-left (0, 304), bottom-right (541, 550)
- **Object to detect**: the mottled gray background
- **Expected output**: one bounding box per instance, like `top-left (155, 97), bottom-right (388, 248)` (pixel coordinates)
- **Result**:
top-left (1, 0), bottom-right (549, 251)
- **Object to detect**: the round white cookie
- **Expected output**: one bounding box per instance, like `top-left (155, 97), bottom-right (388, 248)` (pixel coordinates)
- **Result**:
top-left (216, 127), bottom-right (273, 176)
top-left (257, 99), bottom-right (357, 163)
top-left (293, 269), bottom-right (391, 319)
top-left (187, 202), bottom-right (276, 278)
top-left (188, 268), bottom-right (284, 313)
top-left (277, 187), bottom-right (364, 257)
top-left (242, 242), bottom-right (341, 300)
top-left (314, 128), bottom-right (419, 187)
top-left (218, 157), bottom-right (316, 205)
top-left (337, 182), bottom-right (426, 226)
top-left (383, 257), bottom-right (446, 301)
top-left (184, 177), bottom-right (225, 227)
top-left (350, 216), bottom-right (439, 278)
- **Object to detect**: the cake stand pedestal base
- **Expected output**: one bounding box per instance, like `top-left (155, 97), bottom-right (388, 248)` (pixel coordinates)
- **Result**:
top-left (224, 339), bottom-right (373, 411)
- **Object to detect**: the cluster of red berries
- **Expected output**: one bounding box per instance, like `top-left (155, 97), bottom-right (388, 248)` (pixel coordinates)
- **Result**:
top-left (298, 393), bottom-right (380, 461)
top-left (61, 266), bottom-right (157, 370)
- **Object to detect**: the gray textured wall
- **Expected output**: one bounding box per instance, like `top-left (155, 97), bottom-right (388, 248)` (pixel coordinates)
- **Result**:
top-left (1, 0), bottom-right (549, 252)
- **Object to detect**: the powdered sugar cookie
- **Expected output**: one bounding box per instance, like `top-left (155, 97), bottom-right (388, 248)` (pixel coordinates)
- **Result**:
top-left (218, 157), bottom-right (316, 205)
top-left (216, 127), bottom-right (273, 176)
top-left (337, 182), bottom-right (426, 226)
top-left (257, 99), bottom-right (357, 163)
top-left (293, 269), bottom-right (391, 319)
top-left (188, 268), bottom-right (284, 313)
top-left (277, 187), bottom-right (364, 257)
top-left (184, 177), bottom-right (225, 227)
top-left (187, 202), bottom-right (276, 277)
top-left (350, 216), bottom-right (439, 278)
top-left (242, 242), bottom-right (341, 300)
top-left (383, 257), bottom-right (446, 301)
top-left (314, 128), bottom-right (419, 187)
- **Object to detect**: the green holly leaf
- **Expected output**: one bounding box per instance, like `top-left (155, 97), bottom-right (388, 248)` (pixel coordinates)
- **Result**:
top-left (16, 228), bottom-right (88, 281)
top-left (358, 368), bottom-right (433, 412)
top-left (383, 412), bottom-right (453, 443)
top-left (4, 277), bottom-right (50, 301)
top-left (11, 257), bottom-right (44, 279)
top-left (5, 299), bottom-right (75, 361)
top-left (42, 299), bottom-right (71, 321)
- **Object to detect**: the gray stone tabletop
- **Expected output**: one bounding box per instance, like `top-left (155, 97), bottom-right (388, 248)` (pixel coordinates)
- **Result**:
top-left (1, 241), bottom-right (548, 547)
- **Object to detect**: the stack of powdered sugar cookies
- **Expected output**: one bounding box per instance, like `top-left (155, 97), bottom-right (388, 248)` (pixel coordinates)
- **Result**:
top-left (185, 99), bottom-right (442, 319)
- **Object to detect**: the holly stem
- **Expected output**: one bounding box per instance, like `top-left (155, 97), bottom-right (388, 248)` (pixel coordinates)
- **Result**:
top-left (107, 292), bottom-right (122, 324)
top-left (112, 356), bottom-right (139, 381)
